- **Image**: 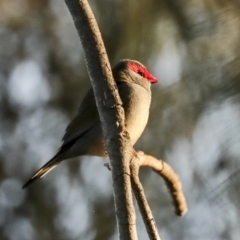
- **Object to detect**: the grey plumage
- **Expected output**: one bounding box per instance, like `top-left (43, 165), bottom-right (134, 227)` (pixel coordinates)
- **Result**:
top-left (22, 59), bottom-right (158, 188)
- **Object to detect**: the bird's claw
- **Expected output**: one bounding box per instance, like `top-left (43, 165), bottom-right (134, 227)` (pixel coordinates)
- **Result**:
top-left (104, 163), bottom-right (112, 171)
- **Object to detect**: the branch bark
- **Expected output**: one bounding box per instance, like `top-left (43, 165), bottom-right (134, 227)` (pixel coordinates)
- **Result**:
top-left (64, 1), bottom-right (187, 239)
top-left (137, 151), bottom-right (188, 217)
top-left (130, 156), bottom-right (162, 240)
top-left (64, 0), bottom-right (137, 239)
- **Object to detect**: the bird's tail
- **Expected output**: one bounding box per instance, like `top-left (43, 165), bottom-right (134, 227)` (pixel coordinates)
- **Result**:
top-left (22, 153), bottom-right (63, 189)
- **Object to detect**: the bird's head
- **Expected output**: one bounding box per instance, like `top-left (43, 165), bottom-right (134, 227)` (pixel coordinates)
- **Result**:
top-left (113, 59), bottom-right (158, 88)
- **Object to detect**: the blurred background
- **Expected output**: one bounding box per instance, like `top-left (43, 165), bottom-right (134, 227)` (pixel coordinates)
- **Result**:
top-left (0, 0), bottom-right (240, 239)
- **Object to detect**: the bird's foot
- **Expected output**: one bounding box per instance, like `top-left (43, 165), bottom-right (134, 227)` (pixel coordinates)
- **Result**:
top-left (104, 163), bottom-right (112, 171)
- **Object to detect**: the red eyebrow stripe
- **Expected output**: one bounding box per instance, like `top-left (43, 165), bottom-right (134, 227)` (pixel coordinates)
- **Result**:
top-left (129, 62), bottom-right (159, 83)
top-left (129, 62), bottom-right (143, 73)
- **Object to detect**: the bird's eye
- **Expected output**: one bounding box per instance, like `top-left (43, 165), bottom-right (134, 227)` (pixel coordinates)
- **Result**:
top-left (137, 71), bottom-right (145, 77)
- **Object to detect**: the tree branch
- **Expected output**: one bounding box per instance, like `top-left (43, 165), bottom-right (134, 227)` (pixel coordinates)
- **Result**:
top-left (130, 152), bottom-right (187, 240)
top-left (64, 1), bottom-right (187, 239)
top-left (64, 0), bottom-right (137, 239)
top-left (130, 156), bottom-right (162, 240)
top-left (137, 151), bottom-right (188, 217)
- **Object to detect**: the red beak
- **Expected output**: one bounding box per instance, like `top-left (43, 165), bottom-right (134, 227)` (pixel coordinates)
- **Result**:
top-left (147, 73), bottom-right (159, 84)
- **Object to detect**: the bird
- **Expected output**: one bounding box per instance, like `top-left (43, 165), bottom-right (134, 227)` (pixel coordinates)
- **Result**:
top-left (22, 59), bottom-right (158, 188)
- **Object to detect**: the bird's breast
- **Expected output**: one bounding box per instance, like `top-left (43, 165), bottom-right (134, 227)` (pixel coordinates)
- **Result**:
top-left (118, 83), bottom-right (151, 145)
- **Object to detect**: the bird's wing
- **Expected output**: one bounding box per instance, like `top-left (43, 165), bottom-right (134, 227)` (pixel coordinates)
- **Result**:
top-left (61, 88), bottom-right (100, 146)
top-left (22, 89), bottom-right (101, 189)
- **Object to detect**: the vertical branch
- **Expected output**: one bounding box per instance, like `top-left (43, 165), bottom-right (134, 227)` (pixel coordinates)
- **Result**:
top-left (64, 0), bottom-right (137, 239)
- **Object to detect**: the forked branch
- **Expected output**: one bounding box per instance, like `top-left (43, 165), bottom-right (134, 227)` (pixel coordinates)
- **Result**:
top-left (64, 0), bottom-right (187, 240)
top-left (130, 152), bottom-right (187, 240)
top-left (135, 151), bottom-right (188, 217)
top-left (130, 156), bottom-right (161, 240)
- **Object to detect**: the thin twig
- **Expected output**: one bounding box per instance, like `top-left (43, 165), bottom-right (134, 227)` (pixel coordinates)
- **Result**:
top-left (130, 156), bottom-right (161, 240)
top-left (138, 151), bottom-right (188, 216)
